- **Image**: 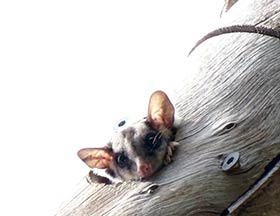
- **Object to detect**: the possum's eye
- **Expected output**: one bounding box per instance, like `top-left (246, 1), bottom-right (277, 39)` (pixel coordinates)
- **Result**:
top-left (145, 132), bottom-right (156, 145)
top-left (115, 153), bottom-right (129, 168)
top-left (145, 131), bottom-right (162, 153)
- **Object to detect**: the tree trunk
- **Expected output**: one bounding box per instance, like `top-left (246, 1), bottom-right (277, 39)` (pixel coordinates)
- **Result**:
top-left (56, 0), bottom-right (280, 215)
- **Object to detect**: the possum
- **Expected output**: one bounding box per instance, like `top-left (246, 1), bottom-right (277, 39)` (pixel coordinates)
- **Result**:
top-left (78, 91), bottom-right (178, 184)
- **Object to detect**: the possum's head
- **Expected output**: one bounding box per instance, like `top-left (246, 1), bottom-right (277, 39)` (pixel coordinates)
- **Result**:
top-left (78, 91), bottom-right (176, 183)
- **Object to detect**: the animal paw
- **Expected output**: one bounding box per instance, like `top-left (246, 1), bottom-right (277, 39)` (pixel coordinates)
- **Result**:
top-left (164, 141), bottom-right (179, 165)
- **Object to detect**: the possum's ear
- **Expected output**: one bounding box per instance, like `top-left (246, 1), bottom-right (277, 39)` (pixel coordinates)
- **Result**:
top-left (77, 147), bottom-right (113, 169)
top-left (147, 91), bottom-right (175, 130)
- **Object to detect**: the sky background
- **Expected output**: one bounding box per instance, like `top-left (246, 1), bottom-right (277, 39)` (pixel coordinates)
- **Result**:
top-left (1, 1), bottom-right (222, 215)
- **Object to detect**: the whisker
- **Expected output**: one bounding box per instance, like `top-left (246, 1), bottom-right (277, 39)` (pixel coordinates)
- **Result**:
top-left (152, 132), bottom-right (162, 145)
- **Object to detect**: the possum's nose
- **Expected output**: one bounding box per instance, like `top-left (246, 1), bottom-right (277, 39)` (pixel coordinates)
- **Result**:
top-left (138, 162), bottom-right (152, 177)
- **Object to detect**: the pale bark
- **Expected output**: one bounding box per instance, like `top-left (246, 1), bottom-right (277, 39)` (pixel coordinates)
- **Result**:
top-left (56, 0), bottom-right (280, 215)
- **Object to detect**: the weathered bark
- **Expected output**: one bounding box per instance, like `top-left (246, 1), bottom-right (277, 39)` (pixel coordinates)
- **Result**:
top-left (221, 0), bottom-right (239, 15)
top-left (56, 0), bottom-right (280, 215)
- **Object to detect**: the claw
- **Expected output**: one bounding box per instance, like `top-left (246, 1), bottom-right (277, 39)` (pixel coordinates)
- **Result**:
top-left (164, 141), bottom-right (179, 165)
top-left (167, 145), bottom-right (173, 156)
top-left (164, 155), bottom-right (172, 165)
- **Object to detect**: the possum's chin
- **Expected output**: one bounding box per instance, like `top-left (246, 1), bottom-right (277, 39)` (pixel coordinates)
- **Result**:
top-left (122, 173), bottom-right (148, 181)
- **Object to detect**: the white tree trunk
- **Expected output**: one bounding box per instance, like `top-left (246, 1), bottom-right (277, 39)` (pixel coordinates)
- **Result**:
top-left (56, 0), bottom-right (280, 215)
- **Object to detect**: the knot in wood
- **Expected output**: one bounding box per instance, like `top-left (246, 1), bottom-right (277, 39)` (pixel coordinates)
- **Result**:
top-left (222, 152), bottom-right (240, 172)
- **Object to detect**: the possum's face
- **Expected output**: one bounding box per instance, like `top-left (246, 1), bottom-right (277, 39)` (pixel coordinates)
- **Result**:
top-left (109, 120), bottom-right (171, 180)
top-left (78, 91), bottom-right (176, 183)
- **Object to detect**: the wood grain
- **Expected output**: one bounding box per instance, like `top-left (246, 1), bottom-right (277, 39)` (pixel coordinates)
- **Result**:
top-left (56, 0), bottom-right (280, 215)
